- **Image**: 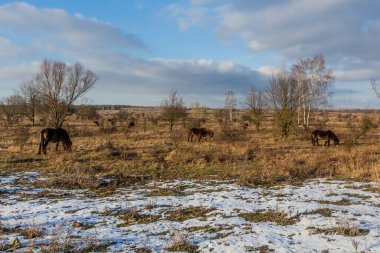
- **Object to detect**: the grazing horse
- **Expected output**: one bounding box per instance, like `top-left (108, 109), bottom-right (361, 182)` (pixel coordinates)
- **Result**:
top-left (188, 127), bottom-right (214, 142)
top-left (93, 120), bottom-right (100, 127)
top-left (128, 122), bottom-right (135, 128)
top-left (38, 128), bottom-right (72, 155)
top-left (311, 130), bottom-right (339, 146)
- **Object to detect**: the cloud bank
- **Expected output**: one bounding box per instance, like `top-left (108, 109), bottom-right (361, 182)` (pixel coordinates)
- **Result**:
top-left (0, 1), bottom-right (379, 108)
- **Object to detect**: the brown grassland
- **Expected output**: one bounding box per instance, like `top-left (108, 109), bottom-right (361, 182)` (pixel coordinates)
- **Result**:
top-left (0, 107), bottom-right (379, 189)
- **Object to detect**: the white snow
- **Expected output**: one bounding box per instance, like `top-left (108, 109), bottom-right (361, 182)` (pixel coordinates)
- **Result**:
top-left (1, 173), bottom-right (380, 252)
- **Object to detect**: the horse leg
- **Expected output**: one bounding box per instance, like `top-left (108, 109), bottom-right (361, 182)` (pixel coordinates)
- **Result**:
top-left (198, 134), bottom-right (202, 142)
top-left (56, 142), bottom-right (59, 151)
top-left (38, 141), bottom-right (42, 155)
top-left (43, 141), bottom-right (48, 154)
top-left (38, 134), bottom-right (44, 155)
top-left (189, 134), bottom-right (193, 142)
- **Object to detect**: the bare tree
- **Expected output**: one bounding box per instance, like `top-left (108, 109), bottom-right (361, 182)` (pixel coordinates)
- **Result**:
top-left (27, 59), bottom-right (97, 127)
top-left (225, 90), bottom-right (236, 122)
top-left (161, 90), bottom-right (187, 131)
top-left (0, 95), bottom-right (23, 127)
top-left (18, 81), bottom-right (40, 125)
top-left (268, 69), bottom-right (298, 138)
top-left (245, 86), bottom-right (267, 131)
top-left (371, 79), bottom-right (380, 99)
top-left (292, 54), bottom-right (334, 130)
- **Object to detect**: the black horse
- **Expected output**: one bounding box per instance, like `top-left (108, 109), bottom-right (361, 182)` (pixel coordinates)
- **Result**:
top-left (128, 122), bottom-right (135, 128)
top-left (188, 127), bottom-right (214, 142)
top-left (311, 130), bottom-right (339, 146)
top-left (38, 128), bottom-right (72, 154)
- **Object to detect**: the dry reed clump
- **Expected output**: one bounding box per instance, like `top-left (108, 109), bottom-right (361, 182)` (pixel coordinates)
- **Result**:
top-left (33, 166), bottom-right (150, 190)
top-left (33, 172), bottom-right (103, 190)
top-left (167, 206), bottom-right (214, 222)
top-left (115, 208), bottom-right (161, 226)
top-left (166, 232), bottom-right (198, 253)
top-left (218, 126), bottom-right (247, 145)
top-left (240, 210), bottom-right (299, 226)
top-left (95, 141), bottom-right (121, 157)
top-left (39, 225), bottom-right (111, 253)
top-left (334, 146), bottom-right (379, 180)
top-left (234, 143), bottom-right (378, 186)
top-left (308, 222), bottom-right (369, 237)
top-left (20, 225), bottom-right (45, 239)
top-left (95, 141), bottom-right (139, 161)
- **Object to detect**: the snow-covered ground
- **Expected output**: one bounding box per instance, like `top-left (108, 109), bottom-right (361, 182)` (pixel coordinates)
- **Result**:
top-left (1, 172), bottom-right (380, 252)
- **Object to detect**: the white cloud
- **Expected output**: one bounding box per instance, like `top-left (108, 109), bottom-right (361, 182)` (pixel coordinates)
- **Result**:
top-left (164, 0), bottom-right (380, 108)
top-left (335, 69), bottom-right (380, 81)
top-left (0, 3), bottom-right (147, 52)
top-left (0, 37), bottom-right (27, 57)
top-left (166, 4), bottom-right (213, 31)
top-left (0, 1), bottom-right (267, 107)
top-left (215, 0), bottom-right (380, 59)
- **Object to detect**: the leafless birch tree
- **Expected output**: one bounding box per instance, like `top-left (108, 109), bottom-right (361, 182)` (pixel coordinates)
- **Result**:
top-left (225, 90), bottom-right (236, 122)
top-left (292, 55), bottom-right (334, 130)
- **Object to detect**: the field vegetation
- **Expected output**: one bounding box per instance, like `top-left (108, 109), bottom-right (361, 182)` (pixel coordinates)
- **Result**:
top-left (0, 106), bottom-right (379, 188)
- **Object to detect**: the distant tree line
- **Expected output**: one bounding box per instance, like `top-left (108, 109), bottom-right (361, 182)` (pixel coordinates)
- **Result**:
top-left (2, 54), bottom-right (379, 138)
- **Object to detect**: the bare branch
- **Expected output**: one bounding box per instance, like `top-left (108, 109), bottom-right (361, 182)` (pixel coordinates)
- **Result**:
top-left (371, 79), bottom-right (380, 99)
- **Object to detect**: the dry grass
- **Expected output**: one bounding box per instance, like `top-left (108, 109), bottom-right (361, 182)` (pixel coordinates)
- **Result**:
top-left (115, 208), bottom-right (161, 226)
top-left (308, 224), bottom-right (369, 237)
top-left (167, 206), bottom-right (215, 222)
top-left (303, 208), bottom-right (333, 217)
top-left (239, 210), bottom-right (299, 226)
top-left (0, 108), bottom-right (378, 187)
top-left (166, 232), bottom-right (198, 253)
top-left (318, 198), bottom-right (354, 206)
top-left (20, 225), bottom-right (44, 239)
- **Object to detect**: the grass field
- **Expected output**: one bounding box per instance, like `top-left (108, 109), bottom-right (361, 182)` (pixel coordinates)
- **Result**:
top-left (0, 108), bottom-right (379, 252)
top-left (0, 108), bottom-right (379, 183)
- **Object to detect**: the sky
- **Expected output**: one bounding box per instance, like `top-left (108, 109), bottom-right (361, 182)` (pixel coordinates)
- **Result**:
top-left (0, 0), bottom-right (379, 108)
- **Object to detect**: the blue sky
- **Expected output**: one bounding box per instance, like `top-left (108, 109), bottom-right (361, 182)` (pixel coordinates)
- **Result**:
top-left (0, 0), bottom-right (379, 108)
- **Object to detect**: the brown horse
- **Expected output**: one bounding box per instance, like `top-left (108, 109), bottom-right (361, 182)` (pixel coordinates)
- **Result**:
top-left (38, 128), bottom-right (72, 154)
top-left (128, 122), bottom-right (135, 128)
top-left (188, 127), bottom-right (214, 142)
top-left (311, 130), bottom-right (339, 146)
